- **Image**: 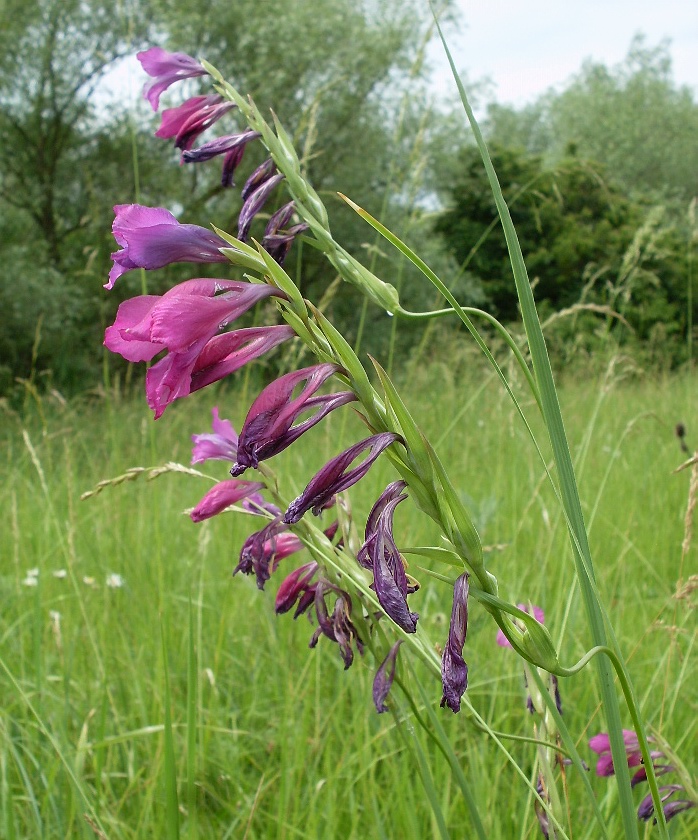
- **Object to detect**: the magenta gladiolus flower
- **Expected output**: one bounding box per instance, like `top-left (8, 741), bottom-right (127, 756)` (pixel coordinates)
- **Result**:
top-left (187, 325), bottom-right (296, 394)
top-left (373, 640), bottom-right (402, 713)
top-left (275, 561), bottom-right (319, 614)
top-left (283, 432), bottom-right (403, 524)
top-left (137, 47), bottom-right (207, 111)
top-left (589, 729), bottom-right (665, 785)
top-left (106, 204), bottom-right (229, 289)
top-left (155, 95), bottom-right (237, 150)
top-left (190, 479), bottom-right (264, 522)
top-left (191, 407), bottom-right (238, 464)
top-left (496, 604), bottom-right (545, 648)
top-left (231, 363), bottom-right (355, 475)
top-left (637, 785), bottom-right (695, 823)
top-left (440, 573), bottom-right (470, 713)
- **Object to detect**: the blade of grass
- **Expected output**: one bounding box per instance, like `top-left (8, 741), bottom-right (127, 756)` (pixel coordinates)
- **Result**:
top-left (431, 9), bottom-right (666, 838)
top-left (161, 619), bottom-right (180, 840)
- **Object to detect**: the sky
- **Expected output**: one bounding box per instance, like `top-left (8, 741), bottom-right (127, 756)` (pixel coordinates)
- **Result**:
top-left (429, 0), bottom-right (698, 107)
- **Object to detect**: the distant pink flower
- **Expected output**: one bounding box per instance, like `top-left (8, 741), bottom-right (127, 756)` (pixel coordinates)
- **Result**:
top-left (191, 407), bottom-right (238, 464)
top-left (589, 729), bottom-right (665, 785)
top-left (106, 204), bottom-right (228, 289)
top-left (190, 479), bottom-right (264, 522)
top-left (137, 47), bottom-right (207, 111)
top-left (496, 604), bottom-right (545, 648)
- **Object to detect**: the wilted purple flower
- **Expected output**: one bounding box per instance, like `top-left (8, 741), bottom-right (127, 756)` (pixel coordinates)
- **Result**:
top-left (283, 432), bottom-right (403, 524)
top-left (358, 487), bottom-right (418, 633)
top-left (241, 159), bottom-right (276, 201)
top-left (262, 224), bottom-right (309, 266)
top-left (137, 47), bottom-right (207, 111)
top-left (589, 730), bottom-right (665, 785)
top-left (496, 604), bottom-right (545, 648)
top-left (373, 640), bottom-right (403, 713)
top-left (310, 579), bottom-right (364, 669)
top-left (238, 173), bottom-right (285, 242)
top-left (190, 479), bottom-right (264, 522)
top-left (191, 407), bottom-right (238, 464)
top-left (357, 480), bottom-right (407, 570)
top-left (638, 785), bottom-right (695, 823)
top-left (106, 204), bottom-right (228, 289)
top-left (440, 573), bottom-right (469, 713)
top-left (232, 363), bottom-right (355, 475)
top-left (155, 95), bottom-right (236, 150)
top-left (260, 201), bottom-right (309, 265)
top-left (235, 516), bottom-right (304, 589)
top-left (275, 561), bottom-right (319, 614)
top-left (182, 130), bottom-right (261, 183)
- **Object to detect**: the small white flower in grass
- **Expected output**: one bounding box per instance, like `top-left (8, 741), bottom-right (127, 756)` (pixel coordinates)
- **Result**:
top-left (22, 575), bottom-right (38, 587)
top-left (27, 568), bottom-right (39, 578)
top-left (53, 569), bottom-right (67, 579)
top-left (83, 576), bottom-right (96, 587)
top-left (106, 573), bottom-right (125, 589)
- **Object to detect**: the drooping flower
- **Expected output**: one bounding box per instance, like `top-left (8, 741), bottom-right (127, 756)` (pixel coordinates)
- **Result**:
top-left (241, 159), bottom-right (276, 200)
top-left (310, 579), bottom-right (363, 669)
top-left (440, 573), bottom-right (470, 713)
top-left (357, 484), bottom-right (418, 633)
top-left (238, 173), bottom-right (285, 241)
top-left (190, 479), bottom-right (264, 522)
top-left (638, 785), bottom-right (696, 823)
top-left (261, 201), bottom-right (309, 265)
top-left (191, 407), bottom-right (239, 464)
top-left (496, 604), bottom-right (545, 648)
top-left (373, 640), bottom-right (403, 713)
top-left (155, 95), bottom-right (237, 151)
top-left (235, 516), bottom-right (304, 589)
top-left (283, 432), bottom-right (403, 524)
top-left (182, 130), bottom-right (261, 184)
top-left (137, 47), bottom-right (208, 111)
top-left (275, 561), bottom-right (319, 614)
top-left (106, 204), bottom-right (229, 289)
top-left (589, 729), bottom-right (665, 785)
top-left (231, 363), bottom-right (355, 475)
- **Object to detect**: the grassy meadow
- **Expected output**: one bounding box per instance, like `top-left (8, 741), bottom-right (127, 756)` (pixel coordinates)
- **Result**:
top-left (1, 359), bottom-right (696, 839)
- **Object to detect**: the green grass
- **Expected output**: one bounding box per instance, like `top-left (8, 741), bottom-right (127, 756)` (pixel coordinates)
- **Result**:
top-left (1, 362), bottom-right (696, 838)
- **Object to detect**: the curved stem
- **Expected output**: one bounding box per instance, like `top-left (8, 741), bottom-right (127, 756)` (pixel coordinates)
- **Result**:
top-left (398, 304), bottom-right (540, 408)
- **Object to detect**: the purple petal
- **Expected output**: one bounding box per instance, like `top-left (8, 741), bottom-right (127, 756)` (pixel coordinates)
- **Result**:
top-left (137, 47), bottom-right (207, 110)
top-left (156, 95), bottom-right (222, 139)
top-left (370, 498), bottom-right (417, 633)
top-left (190, 479), bottom-right (264, 522)
top-left (275, 561), bottom-right (318, 614)
top-left (241, 159), bottom-right (276, 201)
top-left (104, 296), bottom-right (162, 362)
top-left (283, 433), bottom-right (403, 524)
top-left (232, 363), bottom-right (353, 474)
top-left (440, 573), bottom-right (469, 713)
top-left (238, 174), bottom-right (285, 242)
top-left (189, 325), bottom-right (295, 393)
top-left (264, 201), bottom-right (296, 237)
top-left (191, 407), bottom-right (239, 464)
top-left (106, 204), bottom-right (228, 289)
top-left (373, 640), bottom-right (403, 713)
top-left (182, 130), bottom-right (260, 164)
